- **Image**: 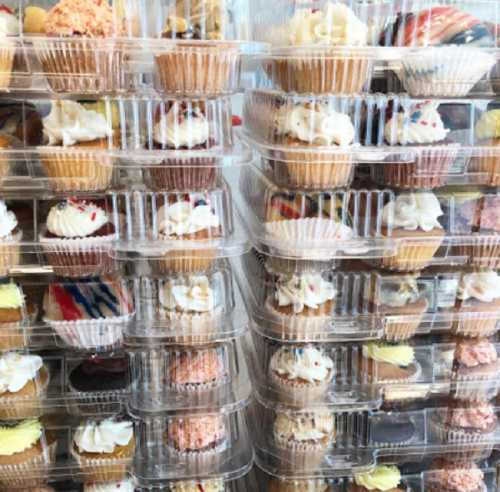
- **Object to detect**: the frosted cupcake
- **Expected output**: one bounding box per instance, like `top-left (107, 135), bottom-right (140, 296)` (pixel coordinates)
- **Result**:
top-left (0, 200), bottom-right (21, 275)
top-left (472, 110), bottom-right (500, 186)
top-left (40, 100), bottom-right (115, 192)
top-left (379, 192), bottom-right (445, 271)
top-left (425, 461), bottom-right (487, 492)
top-left (72, 417), bottom-right (135, 483)
top-left (0, 352), bottom-right (49, 420)
top-left (269, 345), bottom-right (334, 403)
top-left (452, 271), bottom-right (500, 338)
top-left (0, 5), bottom-right (18, 90)
top-left (272, 102), bottom-right (356, 189)
top-left (381, 101), bottom-right (457, 189)
top-left (0, 283), bottom-right (28, 350)
top-left (84, 480), bottom-right (135, 492)
top-left (39, 199), bottom-right (117, 277)
top-left (351, 466), bottom-right (404, 492)
top-left (169, 479), bottom-right (225, 492)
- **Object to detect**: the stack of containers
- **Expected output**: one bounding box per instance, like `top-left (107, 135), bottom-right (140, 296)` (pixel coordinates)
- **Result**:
top-left (0, 0), bottom-right (259, 490)
top-left (240, 0), bottom-right (500, 490)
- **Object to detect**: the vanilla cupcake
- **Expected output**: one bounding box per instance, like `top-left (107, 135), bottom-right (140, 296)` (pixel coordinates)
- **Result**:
top-left (0, 200), bottom-right (21, 275)
top-left (473, 110), bottom-right (500, 186)
top-left (0, 283), bottom-right (28, 350)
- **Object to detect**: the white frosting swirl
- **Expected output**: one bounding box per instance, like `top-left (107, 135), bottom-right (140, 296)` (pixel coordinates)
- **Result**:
top-left (0, 10), bottom-right (19, 36)
top-left (43, 100), bottom-right (113, 147)
top-left (74, 418), bottom-right (133, 454)
top-left (0, 353), bottom-right (43, 393)
top-left (288, 2), bottom-right (368, 46)
top-left (458, 271), bottom-right (500, 303)
top-left (46, 200), bottom-right (109, 238)
top-left (270, 346), bottom-right (333, 383)
top-left (161, 275), bottom-right (215, 312)
top-left (275, 274), bottom-right (335, 313)
top-left (154, 103), bottom-right (209, 148)
top-left (84, 481), bottom-right (135, 492)
top-left (384, 101), bottom-right (449, 145)
top-left (274, 410), bottom-right (334, 443)
top-left (0, 200), bottom-right (18, 238)
top-left (382, 193), bottom-right (444, 232)
top-left (276, 104), bottom-right (355, 146)
top-left (158, 198), bottom-right (220, 237)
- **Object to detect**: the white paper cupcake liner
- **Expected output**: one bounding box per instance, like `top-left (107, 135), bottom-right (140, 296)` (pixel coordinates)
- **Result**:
top-left (71, 445), bottom-right (133, 482)
top-left (452, 369), bottom-right (500, 401)
top-left (0, 229), bottom-right (22, 276)
top-left (430, 416), bottom-right (495, 445)
top-left (274, 439), bottom-right (328, 470)
top-left (168, 440), bottom-right (226, 470)
top-left (169, 373), bottom-right (229, 393)
top-left (270, 369), bottom-right (332, 404)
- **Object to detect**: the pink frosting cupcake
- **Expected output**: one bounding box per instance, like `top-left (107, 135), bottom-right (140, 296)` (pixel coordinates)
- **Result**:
top-left (426, 461), bottom-right (487, 492)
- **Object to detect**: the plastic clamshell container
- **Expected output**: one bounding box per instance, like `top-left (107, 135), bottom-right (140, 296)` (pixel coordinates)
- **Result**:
top-left (252, 396), bottom-right (500, 477)
top-left (128, 338), bottom-right (251, 416)
top-left (238, 250), bottom-right (500, 342)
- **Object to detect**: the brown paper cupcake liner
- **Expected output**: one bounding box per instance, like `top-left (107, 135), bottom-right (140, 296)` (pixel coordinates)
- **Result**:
top-left (271, 370), bottom-right (331, 404)
top-left (383, 318), bottom-right (422, 342)
top-left (155, 248), bottom-right (216, 275)
top-left (72, 447), bottom-right (133, 483)
top-left (0, 321), bottom-right (31, 351)
top-left (471, 151), bottom-right (500, 187)
top-left (452, 317), bottom-right (499, 338)
top-left (380, 239), bottom-right (443, 272)
top-left (457, 237), bottom-right (500, 269)
top-left (0, 229), bottom-right (22, 276)
top-left (0, 46), bottom-right (14, 90)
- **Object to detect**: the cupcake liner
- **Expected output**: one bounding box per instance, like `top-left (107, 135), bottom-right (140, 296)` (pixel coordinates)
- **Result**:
top-left (452, 377), bottom-right (500, 402)
top-left (36, 38), bottom-right (126, 93)
top-left (264, 255), bottom-right (338, 275)
top-left (168, 440), bottom-right (226, 470)
top-left (0, 45), bottom-right (14, 90)
top-left (274, 441), bottom-right (327, 471)
top-left (452, 316), bottom-right (499, 338)
top-left (383, 318), bottom-right (422, 342)
top-left (155, 45), bottom-right (240, 96)
top-left (270, 369), bottom-right (332, 404)
top-left (380, 238), bottom-right (443, 272)
top-left (430, 415), bottom-right (495, 445)
top-left (154, 248), bottom-right (216, 275)
top-left (399, 47), bottom-right (495, 97)
top-left (0, 321), bottom-right (31, 351)
top-left (471, 146), bottom-right (500, 187)
top-left (169, 373), bottom-right (229, 393)
top-left (67, 387), bottom-right (128, 416)
top-left (0, 229), bottom-right (22, 276)
top-left (457, 236), bottom-right (500, 270)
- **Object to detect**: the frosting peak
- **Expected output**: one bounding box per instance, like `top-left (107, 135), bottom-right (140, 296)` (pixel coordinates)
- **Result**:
top-left (0, 200), bottom-right (18, 239)
top-left (161, 275), bottom-right (216, 313)
top-left (354, 466), bottom-right (401, 492)
top-left (0, 419), bottom-right (42, 456)
top-left (0, 353), bottom-right (43, 394)
top-left (458, 271), bottom-right (500, 303)
top-left (74, 418), bottom-right (133, 454)
top-left (0, 283), bottom-right (24, 309)
top-left (366, 343), bottom-right (415, 367)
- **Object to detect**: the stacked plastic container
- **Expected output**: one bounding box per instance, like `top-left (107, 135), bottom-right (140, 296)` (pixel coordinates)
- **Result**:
top-left (0, 0), bottom-right (259, 490)
top-left (240, 0), bottom-right (500, 490)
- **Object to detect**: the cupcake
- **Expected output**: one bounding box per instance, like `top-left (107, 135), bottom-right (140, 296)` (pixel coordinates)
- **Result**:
top-left (43, 277), bottom-right (134, 351)
top-left (169, 479), bottom-right (225, 492)
top-left (267, 3), bottom-right (373, 94)
top-left (0, 200), bottom-right (21, 275)
top-left (453, 271), bottom-right (500, 338)
top-left (380, 101), bottom-right (458, 189)
top-left (37, 0), bottom-right (125, 93)
top-left (265, 272), bottom-right (336, 337)
top-left (0, 419), bottom-right (57, 488)
top-left (40, 100), bottom-right (115, 192)
top-left (271, 101), bottom-right (356, 189)
top-left (426, 461), bottom-right (487, 492)
top-left (379, 192), bottom-right (445, 272)
top-left (84, 479), bottom-right (135, 491)
top-left (155, 1), bottom-right (239, 96)
top-left (159, 274), bottom-right (223, 343)
top-left (39, 199), bottom-right (117, 277)
top-left (72, 417), bottom-right (135, 483)
top-left (155, 194), bottom-right (221, 274)
top-left (166, 414), bottom-right (227, 466)
top-left (0, 5), bottom-right (18, 90)
top-left (0, 282), bottom-right (28, 350)
top-left (269, 345), bottom-right (334, 403)
top-left (0, 352), bottom-right (49, 420)
top-left (268, 478), bottom-right (332, 492)
top-left (145, 101), bottom-right (219, 191)
top-left (351, 466), bottom-right (404, 492)
top-left (273, 407), bottom-right (334, 469)
top-left (472, 110), bottom-right (500, 186)
top-left (381, 7), bottom-right (495, 96)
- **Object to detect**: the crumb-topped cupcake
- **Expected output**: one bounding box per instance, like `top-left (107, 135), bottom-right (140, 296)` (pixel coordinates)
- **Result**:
top-left (0, 282), bottom-right (28, 350)
top-left (472, 109), bottom-right (500, 186)
top-left (169, 479), bottom-right (225, 492)
top-left (39, 198), bottom-right (117, 277)
top-left (351, 466), bottom-right (404, 492)
top-left (426, 460), bottom-right (487, 492)
top-left (0, 200), bottom-right (21, 275)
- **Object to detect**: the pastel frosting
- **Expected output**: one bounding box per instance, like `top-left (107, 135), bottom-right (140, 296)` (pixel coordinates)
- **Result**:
top-left (448, 405), bottom-right (497, 431)
top-left (74, 418), bottom-right (133, 454)
top-left (0, 283), bottom-right (24, 309)
top-left (274, 409), bottom-right (334, 443)
top-left (430, 463), bottom-right (485, 492)
top-left (354, 465), bottom-right (402, 492)
top-left (46, 199), bottom-right (109, 238)
top-left (456, 340), bottom-right (498, 368)
top-left (168, 415), bottom-right (226, 451)
top-left (458, 271), bottom-right (500, 303)
top-left (0, 352), bottom-right (43, 394)
top-left (169, 479), bottom-right (225, 492)
top-left (270, 346), bottom-right (334, 383)
top-left (366, 343), bottom-right (415, 367)
top-left (154, 103), bottom-right (209, 148)
top-left (84, 481), bottom-right (135, 492)
top-left (385, 101), bottom-right (449, 145)
top-left (0, 200), bottom-right (18, 239)
top-left (475, 110), bottom-right (500, 141)
top-left (379, 276), bottom-right (420, 307)
top-left (276, 103), bottom-right (355, 146)
top-left (0, 7), bottom-right (19, 36)
top-left (43, 100), bottom-right (113, 147)
top-left (0, 419), bottom-right (42, 456)
top-left (161, 275), bottom-right (215, 312)
top-left (382, 192), bottom-right (444, 232)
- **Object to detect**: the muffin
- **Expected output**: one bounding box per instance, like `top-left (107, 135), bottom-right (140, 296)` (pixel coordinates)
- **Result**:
top-left (451, 271), bottom-right (500, 338)
top-left (0, 282), bottom-right (28, 350)
top-left (84, 479), bottom-right (135, 491)
top-left (268, 478), bottom-right (332, 492)
top-left (351, 465), bottom-right (404, 492)
top-left (471, 110), bottom-right (500, 186)
top-left (267, 3), bottom-right (373, 94)
top-left (0, 5), bottom-right (17, 90)
top-left (269, 345), bottom-right (334, 403)
top-left (43, 276), bottom-right (134, 351)
top-left (0, 352), bottom-right (49, 420)
top-left (72, 417), bottom-right (135, 483)
top-left (426, 460), bottom-right (487, 492)
top-left (0, 419), bottom-right (57, 488)
top-left (0, 200), bottom-right (21, 275)
top-left (273, 407), bottom-right (334, 469)
top-left (380, 101), bottom-right (458, 189)
top-left (145, 100), bottom-right (219, 191)
top-left (379, 192), bottom-right (445, 271)
top-left (37, 0), bottom-right (125, 93)
top-left (271, 101), bottom-right (356, 189)
top-left (40, 100), bottom-right (115, 192)
top-left (39, 199), bottom-right (117, 277)
top-left (169, 479), bottom-right (225, 492)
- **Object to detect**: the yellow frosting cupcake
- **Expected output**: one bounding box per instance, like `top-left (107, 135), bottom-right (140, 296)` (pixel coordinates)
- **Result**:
top-left (354, 465), bottom-right (403, 492)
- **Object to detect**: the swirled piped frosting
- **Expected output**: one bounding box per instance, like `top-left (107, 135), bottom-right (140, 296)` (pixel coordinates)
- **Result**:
top-left (158, 197), bottom-right (220, 237)
top-left (46, 199), bottom-right (109, 238)
top-left (270, 346), bottom-right (333, 383)
top-left (456, 340), bottom-right (498, 368)
top-left (379, 276), bottom-right (420, 307)
top-left (0, 6), bottom-right (19, 36)
top-left (457, 271), bottom-right (500, 303)
top-left (0, 419), bottom-right (42, 456)
top-left (0, 352), bottom-right (43, 394)
top-left (73, 418), bottom-right (133, 454)
top-left (276, 103), bottom-right (355, 146)
top-left (354, 465), bottom-right (402, 492)
top-left (475, 110), bottom-right (500, 140)
top-left (431, 463), bottom-right (485, 492)
top-left (84, 480), bottom-right (135, 492)
top-left (169, 479), bottom-right (225, 492)
top-left (0, 200), bottom-right (18, 239)
top-left (154, 102), bottom-right (209, 148)
top-left (161, 275), bottom-right (215, 312)
top-left (448, 404), bottom-right (497, 431)
top-left (274, 409), bottom-right (334, 443)
top-left (382, 193), bottom-right (444, 232)
top-left (385, 101), bottom-right (449, 145)
top-left (365, 343), bottom-right (415, 367)
top-left (275, 273), bottom-right (335, 313)
top-left (43, 100), bottom-right (113, 147)
top-left (0, 283), bottom-right (24, 309)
